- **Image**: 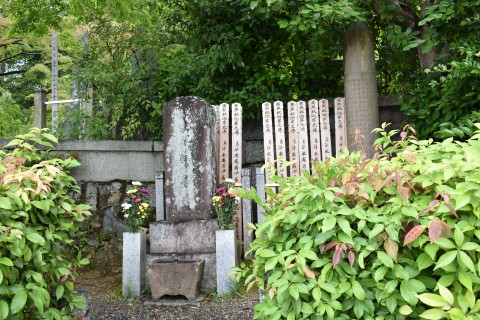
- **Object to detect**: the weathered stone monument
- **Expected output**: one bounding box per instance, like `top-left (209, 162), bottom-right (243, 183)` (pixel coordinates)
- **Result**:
top-left (147, 96), bottom-right (218, 298)
top-left (344, 21), bottom-right (379, 158)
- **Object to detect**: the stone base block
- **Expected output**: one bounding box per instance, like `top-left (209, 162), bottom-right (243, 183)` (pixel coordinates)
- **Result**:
top-left (147, 253), bottom-right (216, 293)
top-left (148, 259), bottom-right (204, 300)
top-left (149, 219), bottom-right (217, 254)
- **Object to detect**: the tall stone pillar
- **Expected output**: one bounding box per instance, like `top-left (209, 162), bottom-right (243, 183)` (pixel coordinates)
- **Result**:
top-left (162, 96), bottom-right (217, 221)
top-left (344, 21), bottom-right (379, 158)
top-left (34, 88), bottom-right (47, 129)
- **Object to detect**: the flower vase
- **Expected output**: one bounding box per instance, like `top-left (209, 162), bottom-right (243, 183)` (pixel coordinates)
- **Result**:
top-left (122, 231), bottom-right (146, 297)
top-left (216, 229), bottom-right (238, 295)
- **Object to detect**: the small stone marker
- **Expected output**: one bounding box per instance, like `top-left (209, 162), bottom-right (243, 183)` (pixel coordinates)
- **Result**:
top-left (216, 230), bottom-right (238, 295)
top-left (122, 232), bottom-right (146, 297)
top-left (344, 21), bottom-right (379, 158)
top-left (163, 96), bottom-right (217, 221)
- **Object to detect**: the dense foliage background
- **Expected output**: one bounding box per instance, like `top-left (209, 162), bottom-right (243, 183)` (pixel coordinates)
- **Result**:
top-left (0, 0), bottom-right (478, 140)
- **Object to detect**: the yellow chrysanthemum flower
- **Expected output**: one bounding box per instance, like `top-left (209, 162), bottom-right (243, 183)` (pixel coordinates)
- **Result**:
top-left (127, 189), bottom-right (138, 194)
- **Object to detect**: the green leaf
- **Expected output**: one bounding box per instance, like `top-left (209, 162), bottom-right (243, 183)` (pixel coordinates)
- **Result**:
top-left (312, 287), bottom-right (321, 302)
top-left (351, 280), bottom-right (365, 300)
top-left (454, 194), bottom-right (470, 210)
top-left (56, 285), bottom-right (64, 300)
top-left (400, 282), bottom-right (418, 305)
top-left (386, 295), bottom-right (397, 313)
top-left (10, 290), bottom-right (27, 314)
top-left (454, 227), bottom-right (465, 247)
top-left (0, 197), bottom-right (11, 210)
top-left (278, 20), bottom-right (289, 28)
top-left (337, 218), bottom-right (351, 236)
top-left (26, 233), bottom-right (45, 245)
top-left (61, 202), bottom-right (72, 212)
top-left (417, 252), bottom-right (434, 270)
top-left (28, 291), bottom-right (44, 314)
top-left (0, 257), bottom-right (13, 267)
top-left (458, 251), bottom-right (476, 273)
top-left (458, 271), bottom-right (473, 291)
top-left (374, 266), bottom-right (388, 283)
top-left (433, 251), bottom-right (457, 270)
top-left (434, 238), bottom-right (456, 249)
top-left (383, 280), bottom-right (398, 297)
top-left (301, 302), bottom-right (314, 314)
top-left (289, 284), bottom-right (299, 300)
top-left (399, 305), bottom-right (413, 315)
top-left (369, 224), bottom-right (384, 240)
top-left (419, 308), bottom-right (447, 319)
top-left (417, 293), bottom-right (450, 308)
top-left (299, 249), bottom-right (318, 261)
top-left (265, 256), bottom-right (278, 272)
top-left (0, 300), bottom-right (8, 320)
top-left (258, 249), bottom-right (277, 258)
top-left (377, 251), bottom-right (394, 268)
top-left (437, 284), bottom-right (454, 306)
top-left (322, 216), bottom-right (336, 232)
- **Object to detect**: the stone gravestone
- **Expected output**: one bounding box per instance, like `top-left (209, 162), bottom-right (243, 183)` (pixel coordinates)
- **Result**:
top-left (344, 21), bottom-right (379, 158)
top-left (163, 96), bottom-right (217, 220)
top-left (148, 96), bottom-right (218, 296)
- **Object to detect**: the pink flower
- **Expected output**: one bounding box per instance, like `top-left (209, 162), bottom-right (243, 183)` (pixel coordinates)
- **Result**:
top-left (216, 186), bottom-right (227, 194)
top-left (130, 195), bottom-right (137, 200)
top-left (140, 188), bottom-right (151, 195)
top-left (135, 198), bottom-right (142, 203)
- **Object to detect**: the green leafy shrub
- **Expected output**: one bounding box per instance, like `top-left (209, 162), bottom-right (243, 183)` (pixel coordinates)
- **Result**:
top-left (236, 124), bottom-right (480, 320)
top-left (0, 128), bottom-right (90, 319)
top-left (434, 111), bottom-right (480, 141)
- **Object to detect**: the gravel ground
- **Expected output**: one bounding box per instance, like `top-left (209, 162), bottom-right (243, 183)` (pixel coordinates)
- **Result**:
top-left (76, 268), bottom-right (259, 320)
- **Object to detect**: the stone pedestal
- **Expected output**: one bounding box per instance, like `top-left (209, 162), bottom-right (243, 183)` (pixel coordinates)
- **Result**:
top-left (216, 230), bottom-right (238, 295)
top-left (148, 219), bottom-right (218, 292)
top-left (148, 260), bottom-right (204, 300)
top-left (122, 232), bottom-right (146, 297)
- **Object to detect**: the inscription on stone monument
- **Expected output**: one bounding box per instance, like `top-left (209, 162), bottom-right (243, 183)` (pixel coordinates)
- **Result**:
top-left (274, 101), bottom-right (287, 177)
top-left (297, 101), bottom-right (310, 173)
top-left (287, 101), bottom-right (300, 176)
top-left (262, 102), bottom-right (274, 182)
top-left (319, 99), bottom-right (332, 160)
top-left (308, 99), bottom-right (321, 161)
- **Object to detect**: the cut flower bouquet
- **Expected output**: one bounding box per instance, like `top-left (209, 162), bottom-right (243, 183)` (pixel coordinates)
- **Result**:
top-left (121, 181), bottom-right (152, 232)
top-left (212, 179), bottom-right (239, 230)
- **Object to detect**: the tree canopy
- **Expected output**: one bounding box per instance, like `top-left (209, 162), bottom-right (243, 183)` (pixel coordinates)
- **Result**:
top-left (0, 0), bottom-right (478, 140)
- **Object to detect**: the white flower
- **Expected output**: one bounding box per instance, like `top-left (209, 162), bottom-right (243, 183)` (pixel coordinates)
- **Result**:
top-left (224, 178), bottom-right (235, 184)
top-left (124, 214), bottom-right (129, 218)
top-left (121, 203), bottom-right (132, 211)
top-left (132, 181), bottom-right (142, 186)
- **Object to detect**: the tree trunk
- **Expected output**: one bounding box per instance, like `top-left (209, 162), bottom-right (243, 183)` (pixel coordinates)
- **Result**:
top-left (417, 24), bottom-right (436, 69)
